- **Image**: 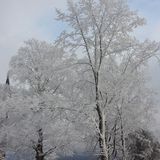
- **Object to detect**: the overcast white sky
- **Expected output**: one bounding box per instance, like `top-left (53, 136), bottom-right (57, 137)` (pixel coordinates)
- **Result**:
top-left (0, 0), bottom-right (67, 83)
top-left (0, 0), bottom-right (160, 91)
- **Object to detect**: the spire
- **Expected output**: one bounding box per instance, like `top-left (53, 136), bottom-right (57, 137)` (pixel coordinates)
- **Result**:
top-left (3, 72), bottom-right (11, 100)
top-left (5, 73), bottom-right (10, 85)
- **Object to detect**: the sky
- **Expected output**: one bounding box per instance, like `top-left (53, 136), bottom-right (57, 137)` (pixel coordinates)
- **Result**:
top-left (0, 0), bottom-right (160, 90)
top-left (0, 0), bottom-right (67, 83)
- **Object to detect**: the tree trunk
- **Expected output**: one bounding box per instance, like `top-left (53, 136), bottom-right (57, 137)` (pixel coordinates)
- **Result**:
top-left (112, 119), bottom-right (117, 159)
top-left (94, 72), bottom-right (108, 160)
top-left (35, 128), bottom-right (45, 160)
top-left (96, 106), bottom-right (108, 160)
top-left (120, 115), bottom-right (126, 160)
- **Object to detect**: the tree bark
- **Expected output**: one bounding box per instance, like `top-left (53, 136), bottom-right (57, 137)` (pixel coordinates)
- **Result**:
top-left (112, 119), bottom-right (118, 159)
top-left (96, 105), bottom-right (108, 160)
top-left (35, 128), bottom-right (45, 160)
top-left (95, 73), bottom-right (108, 160)
top-left (120, 114), bottom-right (126, 160)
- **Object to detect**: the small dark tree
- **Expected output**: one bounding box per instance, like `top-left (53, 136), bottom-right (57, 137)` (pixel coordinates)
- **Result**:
top-left (33, 129), bottom-right (44, 160)
top-left (126, 129), bottom-right (160, 160)
top-left (6, 74), bottom-right (10, 86)
top-left (32, 129), bottom-right (57, 160)
top-left (151, 141), bottom-right (160, 160)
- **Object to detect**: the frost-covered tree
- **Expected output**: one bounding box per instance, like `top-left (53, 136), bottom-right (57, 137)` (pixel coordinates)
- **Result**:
top-left (0, 1), bottom-right (159, 160)
top-left (56, 0), bottom-right (160, 160)
top-left (9, 39), bottom-right (75, 94)
top-left (126, 129), bottom-right (160, 160)
top-left (7, 39), bottom-right (78, 160)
